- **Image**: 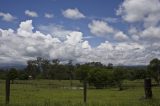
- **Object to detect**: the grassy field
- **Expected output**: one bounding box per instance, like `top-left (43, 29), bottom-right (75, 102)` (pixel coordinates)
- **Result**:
top-left (0, 80), bottom-right (160, 106)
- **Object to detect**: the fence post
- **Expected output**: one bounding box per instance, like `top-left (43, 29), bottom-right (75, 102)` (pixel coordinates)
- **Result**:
top-left (144, 78), bottom-right (152, 99)
top-left (83, 80), bottom-right (87, 103)
top-left (6, 78), bottom-right (10, 104)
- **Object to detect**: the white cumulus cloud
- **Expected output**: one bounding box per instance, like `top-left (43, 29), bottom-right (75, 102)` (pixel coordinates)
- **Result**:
top-left (0, 12), bottom-right (16, 22)
top-left (62, 8), bottom-right (85, 19)
top-left (141, 26), bottom-right (160, 39)
top-left (88, 20), bottom-right (114, 36)
top-left (117, 0), bottom-right (160, 27)
top-left (45, 13), bottom-right (54, 18)
top-left (65, 31), bottom-right (83, 45)
top-left (25, 10), bottom-right (38, 17)
top-left (114, 31), bottom-right (129, 41)
top-left (38, 24), bottom-right (72, 41)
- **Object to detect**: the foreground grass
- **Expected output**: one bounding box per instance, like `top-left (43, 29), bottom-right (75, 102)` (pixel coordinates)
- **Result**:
top-left (0, 80), bottom-right (160, 106)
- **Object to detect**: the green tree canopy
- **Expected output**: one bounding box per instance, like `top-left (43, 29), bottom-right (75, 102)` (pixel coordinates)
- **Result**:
top-left (148, 58), bottom-right (160, 85)
top-left (7, 68), bottom-right (18, 83)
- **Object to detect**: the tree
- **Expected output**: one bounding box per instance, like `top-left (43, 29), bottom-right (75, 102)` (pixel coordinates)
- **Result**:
top-left (26, 60), bottom-right (39, 79)
top-left (88, 68), bottom-right (113, 89)
top-left (18, 71), bottom-right (28, 80)
top-left (52, 59), bottom-right (60, 65)
top-left (67, 60), bottom-right (75, 87)
top-left (49, 59), bottom-right (64, 80)
top-left (85, 62), bottom-right (105, 68)
top-left (76, 62), bottom-right (114, 89)
top-left (7, 68), bottom-right (18, 83)
top-left (76, 64), bottom-right (90, 81)
top-left (127, 69), bottom-right (147, 80)
top-left (107, 63), bottom-right (113, 69)
top-left (0, 69), bottom-right (6, 79)
top-left (112, 67), bottom-right (126, 90)
top-left (40, 58), bottom-right (51, 79)
top-left (148, 58), bottom-right (160, 85)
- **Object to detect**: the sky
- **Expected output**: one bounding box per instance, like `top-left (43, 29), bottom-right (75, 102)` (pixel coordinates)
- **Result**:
top-left (0, 0), bottom-right (160, 66)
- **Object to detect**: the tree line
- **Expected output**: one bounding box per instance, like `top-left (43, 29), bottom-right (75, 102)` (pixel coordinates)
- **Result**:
top-left (0, 57), bottom-right (160, 90)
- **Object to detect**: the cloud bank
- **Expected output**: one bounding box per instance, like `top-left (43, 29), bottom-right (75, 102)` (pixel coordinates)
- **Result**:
top-left (0, 20), bottom-right (160, 66)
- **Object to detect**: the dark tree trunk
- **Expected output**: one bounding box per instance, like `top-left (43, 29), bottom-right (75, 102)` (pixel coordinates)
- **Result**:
top-left (118, 83), bottom-right (123, 91)
top-left (11, 80), bottom-right (14, 84)
top-left (144, 78), bottom-right (152, 99)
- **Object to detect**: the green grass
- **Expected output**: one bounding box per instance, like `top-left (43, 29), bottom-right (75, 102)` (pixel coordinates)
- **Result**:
top-left (0, 80), bottom-right (160, 106)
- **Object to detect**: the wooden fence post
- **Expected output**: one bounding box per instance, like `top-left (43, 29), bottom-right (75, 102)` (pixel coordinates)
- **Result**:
top-left (83, 80), bottom-right (87, 103)
top-left (144, 78), bottom-right (152, 99)
top-left (6, 78), bottom-right (10, 104)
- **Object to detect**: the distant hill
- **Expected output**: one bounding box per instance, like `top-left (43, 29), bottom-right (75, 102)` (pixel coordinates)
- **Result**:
top-left (0, 64), bottom-right (26, 70)
top-left (0, 63), bottom-right (147, 70)
top-left (123, 65), bottom-right (147, 69)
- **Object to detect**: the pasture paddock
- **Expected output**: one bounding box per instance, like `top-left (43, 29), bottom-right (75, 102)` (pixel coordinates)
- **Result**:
top-left (0, 80), bottom-right (160, 106)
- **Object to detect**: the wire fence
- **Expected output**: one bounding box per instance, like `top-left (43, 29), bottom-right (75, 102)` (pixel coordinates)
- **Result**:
top-left (0, 79), bottom-right (160, 105)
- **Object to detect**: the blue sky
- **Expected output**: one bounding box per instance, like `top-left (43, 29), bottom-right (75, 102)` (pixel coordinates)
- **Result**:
top-left (0, 0), bottom-right (124, 46)
top-left (0, 0), bottom-right (160, 65)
